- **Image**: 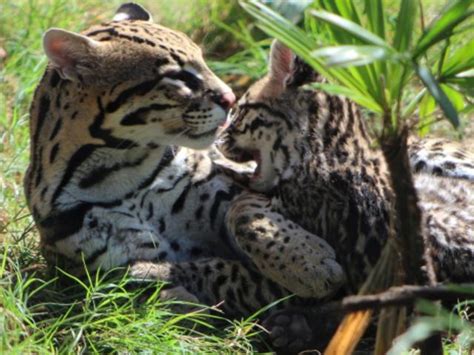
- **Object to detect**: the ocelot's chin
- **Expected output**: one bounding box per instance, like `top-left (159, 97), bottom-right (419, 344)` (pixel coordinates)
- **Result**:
top-left (180, 129), bottom-right (220, 150)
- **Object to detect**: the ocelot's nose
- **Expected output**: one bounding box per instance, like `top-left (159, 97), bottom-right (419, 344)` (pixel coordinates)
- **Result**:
top-left (213, 91), bottom-right (236, 110)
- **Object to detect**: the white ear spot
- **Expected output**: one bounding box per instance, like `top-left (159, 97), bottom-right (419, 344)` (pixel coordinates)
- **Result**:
top-left (113, 13), bottom-right (130, 21)
top-left (113, 3), bottom-right (153, 22)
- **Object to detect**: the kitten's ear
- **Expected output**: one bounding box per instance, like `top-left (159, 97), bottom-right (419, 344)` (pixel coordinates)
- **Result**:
top-left (269, 40), bottom-right (294, 86)
top-left (43, 28), bottom-right (100, 81)
top-left (268, 40), bottom-right (320, 94)
top-left (113, 3), bottom-right (153, 22)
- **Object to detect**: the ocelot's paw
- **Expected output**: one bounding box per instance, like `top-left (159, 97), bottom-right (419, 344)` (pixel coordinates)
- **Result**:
top-left (227, 192), bottom-right (346, 298)
top-left (263, 307), bottom-right (341, 354)
top-left (130, 261), bottom-right (173, 280)
top-left (160, 286), bottom-right (202, 314)
top-left (264, 311), bottom-right (314, 354)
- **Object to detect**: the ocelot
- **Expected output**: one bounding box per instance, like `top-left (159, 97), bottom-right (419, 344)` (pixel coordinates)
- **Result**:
top-left (25, 4), bottom-right (346, 316)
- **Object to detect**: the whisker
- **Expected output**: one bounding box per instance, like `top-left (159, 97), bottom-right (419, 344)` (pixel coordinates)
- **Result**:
top-left (172, 127), bottom-right (191, 139)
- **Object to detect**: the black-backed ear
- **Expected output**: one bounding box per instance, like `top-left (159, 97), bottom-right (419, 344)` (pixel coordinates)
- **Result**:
top-left (287, 56), bottom-right (321, 87)
top-left (43, 28), bottom-right (100, 81)
top-left (113, 3), bottom-right (153, 22)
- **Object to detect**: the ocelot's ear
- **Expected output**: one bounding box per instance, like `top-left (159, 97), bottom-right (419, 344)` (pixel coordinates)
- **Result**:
top-left (113, 3), bottom-right (153, 22)
top-left (268, 40), bottom-right (294, 92)
top-left (43, 28), bottom-right (100, 82)
top-left (268, 40), bottom-right (320, 94)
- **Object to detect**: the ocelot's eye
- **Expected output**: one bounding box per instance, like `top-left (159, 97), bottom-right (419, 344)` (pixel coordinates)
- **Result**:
top-left (165, 69), bottom-right (202, 91)
top-left (183, 64), bottom-right (203, 80)
top-left (181, 64), bottom-right (203, 90)
top-left (180, 71), bottom-right (202, 91)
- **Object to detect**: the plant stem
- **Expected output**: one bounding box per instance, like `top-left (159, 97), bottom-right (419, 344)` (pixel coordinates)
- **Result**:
top-left (381, 127), bottom-right (436, 285)
top-left (381, 125), bottom-right (441, 355)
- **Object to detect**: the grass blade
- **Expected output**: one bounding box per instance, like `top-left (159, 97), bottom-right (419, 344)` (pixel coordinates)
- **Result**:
top-left (418, 93), bottom-right (436, 136)
top-left (312, 45), bottom-right (390, 67)
top-left (265, 0), bottom-right (312, 23)
top-left (388, 0), bottom-right (417, 107)
top-left (393, 0), bottom-right (417, 52)
top-left (444, 75), bottom-right (474, 97)
top-left (440, 84), bottom-right (465, 111)
top-left (317, 0), bottom-right (362, 26)
top-left (401, 88), bottom-right (426, 119)
top-left (364, 0), bottom-right (387, 88)
top-left (364, 0), bottom-right (385, 39)
top-left (440, 39), bottom-right (474, 78)
top-left (308, 82), bottom-right (383, 113)
top-left (310, 9), bottom-right (392, 49)
top-left (414, 0), bottom-right (473, 58)
top-left (310, 4), bottom-right (395, 108)
top-left (416, 65), bottom-right (459, 128)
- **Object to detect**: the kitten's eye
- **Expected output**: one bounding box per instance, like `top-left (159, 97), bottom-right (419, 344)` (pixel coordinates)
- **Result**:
top-left (232, 108), bottom-right (247, 125)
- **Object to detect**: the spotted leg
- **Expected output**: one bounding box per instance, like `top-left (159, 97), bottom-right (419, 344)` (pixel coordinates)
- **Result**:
top-left (130, 257), bottom-right (293, 316)
top-left (226, 192), bottom-right (346, 299)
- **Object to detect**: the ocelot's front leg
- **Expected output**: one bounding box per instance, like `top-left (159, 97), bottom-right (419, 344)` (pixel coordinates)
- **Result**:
top-left (226, 192), bottom-right (346, 299)
top-left (130, 257), bottom-right (292, 316)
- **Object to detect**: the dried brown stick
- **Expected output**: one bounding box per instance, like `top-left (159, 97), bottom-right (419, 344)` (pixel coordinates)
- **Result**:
top-left (318, 284), bottom-right (474, 316)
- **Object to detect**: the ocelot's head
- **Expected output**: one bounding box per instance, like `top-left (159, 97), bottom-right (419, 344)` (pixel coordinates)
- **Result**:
top-left (40, 3), bottom-right (235, 150)
top-left (219, 41), bottom-right (320, 191)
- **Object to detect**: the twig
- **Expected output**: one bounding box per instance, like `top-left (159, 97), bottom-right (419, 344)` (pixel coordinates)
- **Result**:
top-left (318, 284), bottom-right (474, 316)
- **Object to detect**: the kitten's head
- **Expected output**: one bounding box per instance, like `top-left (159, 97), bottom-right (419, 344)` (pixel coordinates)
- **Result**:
top-left (219, 41), bottom-right (319, 191)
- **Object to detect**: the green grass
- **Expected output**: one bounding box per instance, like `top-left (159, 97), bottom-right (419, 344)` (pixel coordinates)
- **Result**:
top-left (0, 255), bottom-right (264, 353)
top-left (0, 0), bottom-right (472, 353)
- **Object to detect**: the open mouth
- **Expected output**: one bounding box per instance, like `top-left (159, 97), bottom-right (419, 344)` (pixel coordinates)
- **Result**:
top-left (228, 147), bottom-right (262, 181)
top-left (250, 151), bottom-right (262, 180)
top-left (217, 112), bottom-right (233, 134)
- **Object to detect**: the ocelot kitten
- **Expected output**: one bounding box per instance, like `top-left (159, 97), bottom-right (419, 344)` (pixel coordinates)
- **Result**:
top-left (25, 3), bottom-right (346, 315)
top-left (219, 41), bottom-right (474, 289)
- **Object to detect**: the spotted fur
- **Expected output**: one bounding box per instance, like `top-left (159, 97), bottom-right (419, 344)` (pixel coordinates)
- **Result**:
top-left (25, 4), bottom-right (345, 316)
top-left (220, 41), bottom-right (474, 289)
top-left (409, 136), bottom-right (474, 180)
